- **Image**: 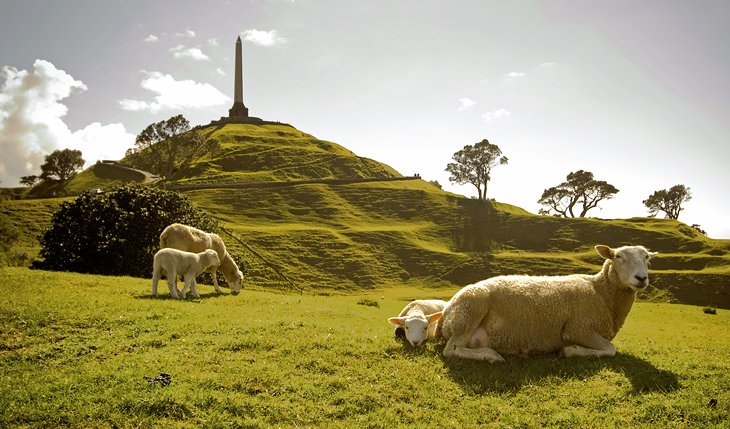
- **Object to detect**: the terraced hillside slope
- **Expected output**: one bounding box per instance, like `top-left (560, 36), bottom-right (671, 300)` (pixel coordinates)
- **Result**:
top-left (3, 122), bottom-right (729, 308)
top-left (134, 123), bottom-right (730, 308)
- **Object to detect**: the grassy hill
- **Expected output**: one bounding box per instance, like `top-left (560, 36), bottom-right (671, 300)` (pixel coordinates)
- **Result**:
top-left (21, 161), bottom-right (149, 199)
top-left (2, 122), bottom-right (729, 308)
top-left (1, 268), bottom-right (728, 428)
top-left (124, 123), bottom-right (401, 187)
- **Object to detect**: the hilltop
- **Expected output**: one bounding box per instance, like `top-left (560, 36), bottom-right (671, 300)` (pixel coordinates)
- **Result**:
top-left (3, 122), bottom-right (729, 308)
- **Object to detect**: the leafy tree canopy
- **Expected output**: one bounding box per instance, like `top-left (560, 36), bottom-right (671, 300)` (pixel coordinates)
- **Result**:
top-left (40, 149), bottom-right (85, 182)
top-left (130, 114), bottom-right (203, 179)
top-left (34, 185), bottom-right (218, 277)
top-left (446, 139), bottom-right (508, 200)
top-left (19, 175), bottom-right (39, 186)
top-left (643, 184), bottom-right (691, 220)
top-left (538, 170), bottom-right (619, 218)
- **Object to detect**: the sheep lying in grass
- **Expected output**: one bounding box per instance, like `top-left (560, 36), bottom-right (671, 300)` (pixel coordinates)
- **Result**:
top-left (152, 248), bottom-right (220, 299)
top-left (439, 245), bottom-right (656, 362)
top-left (388, 299), bottom-right (446, 347)
top-left (160, 223), bottom-right (244, 295)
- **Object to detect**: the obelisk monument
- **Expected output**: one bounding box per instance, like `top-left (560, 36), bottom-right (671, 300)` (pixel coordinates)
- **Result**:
top-left (228, 36), bottom-right (249, 118)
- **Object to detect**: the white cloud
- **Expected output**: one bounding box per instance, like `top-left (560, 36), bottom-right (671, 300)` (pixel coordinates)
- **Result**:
top-left (176, 29), bottom-right (196, 38)
top-left (119, 71), bottom-right (229, 113)
top-left (242, 29), bottom-right (286, 46)
top-left (538, 62), bottom-right (556, 69)
top-left (503, 71), bottom-right (526, 82)
top-left (69, 122), bottom-right (135, 165)
top-left (0, 60), bottom-right (134, 185)
top-left (457, 97), bottom-right (477, 112)
top-left (481, 109), bottom-right (511, 122)
top-left (215, 67), bottom-right (226, 76)
top-left (170, 45), bottom-right (209, 61)
top-left (145, 34), bottom-right (159, 43)
top-left (208, 37), bottom-right (219, 46)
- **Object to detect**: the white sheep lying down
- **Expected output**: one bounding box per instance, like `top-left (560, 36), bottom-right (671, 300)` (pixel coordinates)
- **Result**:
top-left (152, 248), bottom-right (220, 299)
top-left (160, 223), bottom-right (244, 295)
top-left (439, 245), bottom-right (656, 363)
top-left (388, 299), bottom-right (446, 348)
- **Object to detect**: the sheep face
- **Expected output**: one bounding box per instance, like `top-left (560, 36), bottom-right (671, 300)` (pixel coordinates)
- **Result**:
top-left (596, 245), bottom-right (657, 292)
top-left (228, 270), bottom-right (244, 294)
top-left (388, 312), bottom-right (442, 348)
top-left (204, 249), bottom-right (221, 268)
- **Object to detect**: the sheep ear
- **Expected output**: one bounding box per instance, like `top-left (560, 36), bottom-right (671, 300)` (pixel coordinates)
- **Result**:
top-left (648, 251), bottom-right (658, 259)
top-left (388, 317), bottom-right (406, 327)
top-left (426, 312), bottom-right (442, 325)
top-left (595, 245), bottom-right (614, 260)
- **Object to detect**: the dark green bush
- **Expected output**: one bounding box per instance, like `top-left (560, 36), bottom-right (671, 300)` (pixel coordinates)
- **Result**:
top-left (33, 185), bottom-right (217, 277)
top-left (356, 298), bottom-right (380, 308)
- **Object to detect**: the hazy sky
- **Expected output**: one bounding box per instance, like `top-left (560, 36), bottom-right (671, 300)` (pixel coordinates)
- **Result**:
top-left (1, 0), bottom-right (728, 238)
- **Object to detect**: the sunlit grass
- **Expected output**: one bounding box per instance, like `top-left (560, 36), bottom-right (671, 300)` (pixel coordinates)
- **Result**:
top-left (1, 267), bottom-right (728, 428)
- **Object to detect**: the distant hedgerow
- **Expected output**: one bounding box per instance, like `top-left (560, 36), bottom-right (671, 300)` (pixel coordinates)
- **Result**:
top-left (33, 185), bottom-right (218, 278)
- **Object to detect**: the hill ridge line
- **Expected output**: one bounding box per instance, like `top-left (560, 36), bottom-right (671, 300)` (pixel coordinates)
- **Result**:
top-left (166, 176), bottom-right (421, 191)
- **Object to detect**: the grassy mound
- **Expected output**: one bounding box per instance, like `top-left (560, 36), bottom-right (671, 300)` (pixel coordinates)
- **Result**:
top-left (128, 123), bottom-right (401, 186)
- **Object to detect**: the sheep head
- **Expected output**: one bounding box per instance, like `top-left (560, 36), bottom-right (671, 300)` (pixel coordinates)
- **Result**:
top-left (204, 249), bottom-right (221, 268)
top-left (227, 270), bottom-right (244, 295)
top-left (388, 312), bottom-right (442, 348)
top-left (596, 244), bottom-right (657, 292)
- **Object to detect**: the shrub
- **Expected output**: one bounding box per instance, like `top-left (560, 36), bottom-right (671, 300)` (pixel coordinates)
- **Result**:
top-left (357, 298), bottom-right (380, 308)
top-left (33, 185), bottom-right (218, 277)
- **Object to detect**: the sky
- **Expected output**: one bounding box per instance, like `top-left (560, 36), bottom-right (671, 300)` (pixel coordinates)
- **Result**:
top-left (1, 0), bottom-right (729, 238)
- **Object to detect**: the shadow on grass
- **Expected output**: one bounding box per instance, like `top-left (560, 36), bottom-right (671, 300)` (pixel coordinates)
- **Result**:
top-left (135, 290), bottom-right (234, 301)
top-left (436, 347), bottom-right (680, 394)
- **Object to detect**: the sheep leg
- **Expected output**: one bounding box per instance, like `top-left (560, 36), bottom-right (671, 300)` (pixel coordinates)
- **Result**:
top-left (167, 269), bottom-right (180, 299)
top-left (561, 332), bottom-right (616, 358)
top-left (209, 267), bottom-right (222, 294)
top-left (180, 276), bottom-right (191, 299)
top-left (189, 277), bottom-right (201, 298)
top-left (151, 270), bottom-right (160, 297)
top-left (444, 335), bottom-right (505, 363)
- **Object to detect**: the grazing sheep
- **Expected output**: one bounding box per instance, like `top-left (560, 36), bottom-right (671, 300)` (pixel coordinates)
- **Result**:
top-left (439, 245), bottom-right (656, 362)
top-left (152, 248), bottom-right (220, 299)
top-left (388, 299), bottom-right (446, 347)
top-left (160, 223), bottom-right (244, 295)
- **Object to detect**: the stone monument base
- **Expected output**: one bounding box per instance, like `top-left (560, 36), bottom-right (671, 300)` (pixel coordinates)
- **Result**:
top-left (229, 101), bottom-right (249, 118)
top-left (207, 116), bottom-right (292, 127)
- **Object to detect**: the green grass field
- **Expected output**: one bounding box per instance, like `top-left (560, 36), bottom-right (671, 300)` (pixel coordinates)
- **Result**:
top-left (1, 267), bottom-right (728, 428)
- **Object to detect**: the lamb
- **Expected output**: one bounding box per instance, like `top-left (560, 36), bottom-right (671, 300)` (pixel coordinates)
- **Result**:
top-left (438, 245), bottom-right (656, 363)
top-left (159, 223), bottom-right (244, 295)
top-left (388, 299), bottom-right (446, 347)
top-left (152, 248), bottom-right (220, 299)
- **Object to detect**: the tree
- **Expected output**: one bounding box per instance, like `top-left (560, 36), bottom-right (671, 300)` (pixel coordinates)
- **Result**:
top-left (19, 175), bottom-right (38, 187)
top-left (691, 224), bottom-right (707, 236)
top-left (538, 170), bottom-right (619, 218)
top-left (34, 185), bottom-right (218, 277)
top-left (643, 184), bottom-right (691, 220)
top-left (446, 139), bottom-right (508, 200)
top-left (133, 114), bottom-right (202, 178)
top-left (40, 149), bottom-right (85, 181)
